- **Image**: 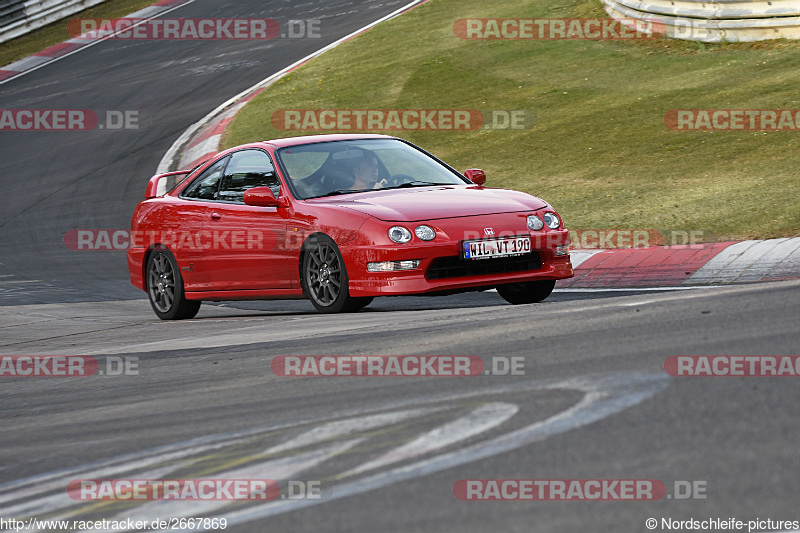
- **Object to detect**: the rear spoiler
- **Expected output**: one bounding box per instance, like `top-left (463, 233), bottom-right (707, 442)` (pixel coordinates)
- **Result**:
top-left (144, 170), bottom-right (192, 199)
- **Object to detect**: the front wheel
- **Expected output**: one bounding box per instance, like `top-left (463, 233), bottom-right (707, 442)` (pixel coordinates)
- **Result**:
top-left (302, 236), bottom-right (367, 313)
top-left (497, 280), bottom-right (556, 305)
top-left (146, 247), bottom-right (201, 320)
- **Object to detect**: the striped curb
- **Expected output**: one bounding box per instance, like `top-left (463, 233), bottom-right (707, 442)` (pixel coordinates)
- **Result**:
top-left (559, 237), bottom-right (800, 288)
top-left (687, 237), bottom-right (800, 284)
top-left (0, 0), bottom-right (194, 85)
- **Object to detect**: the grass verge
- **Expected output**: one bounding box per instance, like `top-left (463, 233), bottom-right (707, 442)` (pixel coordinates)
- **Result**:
top-left (222, 0), bottom-right (800, 241)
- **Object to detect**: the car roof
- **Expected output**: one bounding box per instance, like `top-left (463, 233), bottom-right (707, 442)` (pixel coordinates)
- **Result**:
top-left (190, 134), bottom-right (403, 172)
top-left (258, 133), bottom-right (398, 148)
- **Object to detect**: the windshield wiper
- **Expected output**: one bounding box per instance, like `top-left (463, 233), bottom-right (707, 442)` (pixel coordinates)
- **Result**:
top-left (307, 189), bottom-right (366, 199)
top-left (384, 181), bottom-right (441, 190)
top-left (307, 182), bottom-right (442, 198)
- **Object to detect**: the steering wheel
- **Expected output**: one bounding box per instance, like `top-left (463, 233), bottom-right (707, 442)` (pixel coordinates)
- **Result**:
top-left (382, 173), bottom-right (415, 188)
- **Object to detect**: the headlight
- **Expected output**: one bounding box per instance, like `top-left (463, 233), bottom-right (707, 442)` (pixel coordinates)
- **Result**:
top-left (527, 215), bottom-right (543, 231)
top-left (415, 225), bottom-right (436, 241)
top-left (543, 212), bottom-right (560, 229)
top-left (388, 226), bottom-right (412, 243)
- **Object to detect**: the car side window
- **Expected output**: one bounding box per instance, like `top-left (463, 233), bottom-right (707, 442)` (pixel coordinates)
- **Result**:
top-left (217, 149), bottom-right (279, 203)
top-left (181, 157), bottom-right (229, 200)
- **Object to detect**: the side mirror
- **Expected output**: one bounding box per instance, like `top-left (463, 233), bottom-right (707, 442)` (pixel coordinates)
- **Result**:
top-left (464, 168), bottom-right (486, 186)
top-left (244, 187), bottom-right (279, 207)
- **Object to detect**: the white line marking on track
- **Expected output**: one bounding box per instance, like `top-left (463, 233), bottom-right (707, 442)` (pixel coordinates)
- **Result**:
top-left (0, 372), bottom-right (668, 531)
top-left (0, 1), bottom-right (197, 86)
top-left (155, 372), bottom-right (668, 531)
top-left (341, 402), bottom-right (519, 478)
top-left (95, 439), bottom-right (365, 533)
top-left (266, 407), bottom-right (443, 454)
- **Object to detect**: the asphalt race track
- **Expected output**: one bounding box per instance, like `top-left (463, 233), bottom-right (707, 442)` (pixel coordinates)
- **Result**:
top-left (1, 1), bottom-right (799, 532)
top-left (2, 281), bottom-right (800, 531)
top-left (0, 0), bottom-right (412, 304)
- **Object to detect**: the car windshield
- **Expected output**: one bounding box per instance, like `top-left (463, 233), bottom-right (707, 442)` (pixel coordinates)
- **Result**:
top-left (276, 138), bottom-right (469, 199)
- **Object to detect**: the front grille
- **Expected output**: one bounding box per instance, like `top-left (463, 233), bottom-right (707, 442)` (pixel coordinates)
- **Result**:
top-left (426, 252), bottom-right (542, 280)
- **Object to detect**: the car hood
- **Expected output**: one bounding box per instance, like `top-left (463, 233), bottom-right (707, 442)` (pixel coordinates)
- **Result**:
top-left (315, 186), bottom-right (549, 222)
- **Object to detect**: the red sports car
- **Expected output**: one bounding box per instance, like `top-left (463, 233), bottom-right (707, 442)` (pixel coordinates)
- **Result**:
top-left (127, 134), bottom-right (573, 319)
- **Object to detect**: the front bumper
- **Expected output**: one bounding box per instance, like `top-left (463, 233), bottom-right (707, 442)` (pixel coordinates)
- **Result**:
top-left (343, 226), bottom-right (573, 297)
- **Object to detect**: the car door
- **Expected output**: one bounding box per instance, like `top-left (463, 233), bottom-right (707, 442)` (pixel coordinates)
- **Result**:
top-left (171, 156), bottom-right (230, 290)
top-left (201, 149), bottom-right (291, 290)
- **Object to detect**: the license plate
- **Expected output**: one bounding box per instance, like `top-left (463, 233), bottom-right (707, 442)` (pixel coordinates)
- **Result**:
top-left (462, 236), bottom-right (531, 260)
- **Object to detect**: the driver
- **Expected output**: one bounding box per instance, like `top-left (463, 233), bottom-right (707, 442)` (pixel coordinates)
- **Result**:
top-left (350, 152), bottom-right (387, 190)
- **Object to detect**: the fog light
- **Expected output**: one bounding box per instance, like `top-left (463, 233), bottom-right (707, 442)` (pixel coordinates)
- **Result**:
top-left (555, 245), bottom-right (569, 256)
top-left (367, 260), bottom-right (421, 272)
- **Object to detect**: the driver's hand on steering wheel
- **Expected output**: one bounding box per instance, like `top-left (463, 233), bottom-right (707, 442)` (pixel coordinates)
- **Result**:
top-left (373, 178), bottom-right (388, 189)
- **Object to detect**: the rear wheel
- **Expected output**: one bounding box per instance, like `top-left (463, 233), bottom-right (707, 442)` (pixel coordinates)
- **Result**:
top-left (497, 280), bottom-right (556, 305)
top-left (146, 248), bottom-right (201, 320)
top-left (302, 236), bottom-right (367, 313)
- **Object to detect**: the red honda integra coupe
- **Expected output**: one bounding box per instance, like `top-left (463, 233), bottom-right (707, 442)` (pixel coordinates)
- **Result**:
top-left (127, 134), bottom-right (573, 319)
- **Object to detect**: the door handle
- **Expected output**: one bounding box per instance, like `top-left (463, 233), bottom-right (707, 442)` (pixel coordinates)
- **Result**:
top-left (210, 212), bottom-right (222, 220)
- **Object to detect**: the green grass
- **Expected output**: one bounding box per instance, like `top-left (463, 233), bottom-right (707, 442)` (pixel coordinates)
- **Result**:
top-left (0, 0), bottom-right (159, 68)
top-left (223, 0), bottom-right (800, 241)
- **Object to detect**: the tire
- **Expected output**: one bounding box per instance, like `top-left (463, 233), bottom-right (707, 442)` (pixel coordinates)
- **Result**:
top-left (497, 279), bottom-right (556, 305)
top-left (146, 247), bottom-right (201, 320)
top-left (302, 236), bottom-right (366, 313)
top-left (348, 296), bottom-right (374, 311)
